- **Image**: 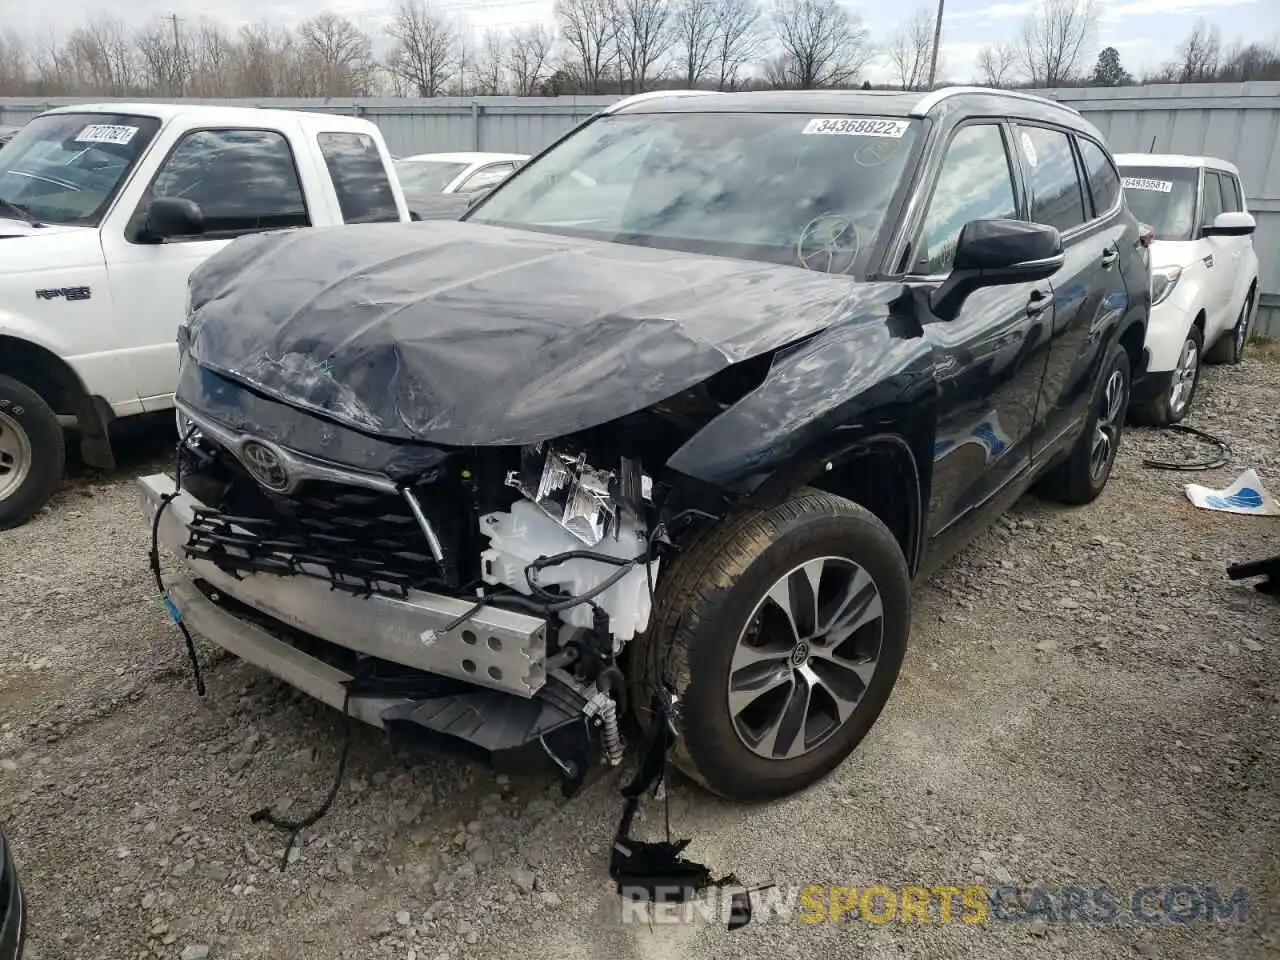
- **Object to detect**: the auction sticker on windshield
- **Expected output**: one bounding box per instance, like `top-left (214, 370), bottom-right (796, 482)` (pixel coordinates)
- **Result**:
top-left (802, 118), bottom-right (910, 138)
top-left (75, 124), bottom-right (140, 145)
top-left (1122, 176), bottom-right (1174, 193)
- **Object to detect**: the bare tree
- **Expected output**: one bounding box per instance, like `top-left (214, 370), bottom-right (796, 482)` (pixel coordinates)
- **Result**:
top-left (475, 28), bottom-right (509, 94)
top-left (135, 17), bottom-right (189, 96)
top-left (556, 0), bottom-right (618, 93)
top-left (386, 0), bottom-right (459, 96)
top-left (296, 13), bottom-right (376, 96)
top-left (673, 0), bottom-right (717, 86)
top-left (1017, 0), bottom-right (1098, 87)
top-left (506, 24), bottom-right (556, 95)
top-left (0, 30), bottom-right (29, 94)
top-left (1172, 19), bottom-right (1221, 82)
top-left (188, 20), bottom-right (236, 98)
top-left (976, 41), bottom-right (1018, 87)
top-left (768, 0), bottom-right (872, 89)
top-left (65, 15), bottom-right (138, 95)
top-left (611, 0), bottom-right (677, 93)
top-left (886, 8), bottom-right (935, 90)
top-left (711, 0), bottom-right (763, 90)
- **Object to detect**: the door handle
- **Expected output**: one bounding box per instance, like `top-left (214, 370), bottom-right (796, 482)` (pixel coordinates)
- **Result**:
top-left (1101, 247), bottom-right (1118, 268)
top-left (1026, 292), bottom-right (1052, 316)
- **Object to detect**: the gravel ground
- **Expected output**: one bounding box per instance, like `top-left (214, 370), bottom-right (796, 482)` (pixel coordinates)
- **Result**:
top-left (2, 359), bottom-right (1278, 960)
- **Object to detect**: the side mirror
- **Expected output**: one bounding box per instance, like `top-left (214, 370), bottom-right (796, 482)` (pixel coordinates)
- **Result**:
top-left (139, 197), bottom-right (204, 243)
top-left (409, 210), bottom-right (423, 222)
top-left (1201, 211), bottom-right (1255, 238)
top-left (931, 219), bottom-right (1064, 321)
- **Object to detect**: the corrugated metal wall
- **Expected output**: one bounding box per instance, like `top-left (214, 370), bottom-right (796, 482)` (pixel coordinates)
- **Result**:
top-left (3, 84), bottom-right (1279, 334)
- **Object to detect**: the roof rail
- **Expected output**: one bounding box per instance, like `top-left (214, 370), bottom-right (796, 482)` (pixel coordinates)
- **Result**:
top-left (601, 89), bottom-right (720, 114)
top-left (910, 86), bottom-right (1083, 118)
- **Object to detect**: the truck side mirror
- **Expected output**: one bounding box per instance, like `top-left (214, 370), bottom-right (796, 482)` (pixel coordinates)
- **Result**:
top-left (930, 219), bottom-right (1064, 321)
top-left (139, 197), bottom-right (205, 243)
top-left (1201, 211), bottom-right (1255, 238)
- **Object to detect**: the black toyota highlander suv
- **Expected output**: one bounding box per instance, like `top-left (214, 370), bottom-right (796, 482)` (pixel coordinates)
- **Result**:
top-left (142, 86), bottom-right (1149, 806)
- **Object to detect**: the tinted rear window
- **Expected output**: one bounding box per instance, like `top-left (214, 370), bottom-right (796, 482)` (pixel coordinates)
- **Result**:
top-left (318, 132), bottom-right (400, 223)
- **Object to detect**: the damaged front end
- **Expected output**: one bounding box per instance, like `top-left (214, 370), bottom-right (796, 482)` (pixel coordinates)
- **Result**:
top-left (142, 401), bottom-right (696, 793)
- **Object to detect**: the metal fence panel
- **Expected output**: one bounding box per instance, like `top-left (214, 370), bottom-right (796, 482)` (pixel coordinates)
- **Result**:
top-left (3, 85), bottom-right (1279, 335)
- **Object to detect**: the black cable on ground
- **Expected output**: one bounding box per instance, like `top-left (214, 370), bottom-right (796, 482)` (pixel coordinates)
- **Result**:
top-left (149, 427), bottom-right (205, 696)
top-left (251, 660), bottom-right (371, 871)
top-left (1142, 423), bottom-right (1231, 472)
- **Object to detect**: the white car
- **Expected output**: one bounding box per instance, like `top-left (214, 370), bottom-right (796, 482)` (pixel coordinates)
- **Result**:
top-left (1117, 153), bottom-right (1259, 424)
top-left (394, 152), bottom-right (526, 210)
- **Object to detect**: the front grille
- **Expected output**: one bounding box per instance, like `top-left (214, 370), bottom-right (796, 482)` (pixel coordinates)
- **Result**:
top-left (180, 436), bottom-right (465, 597)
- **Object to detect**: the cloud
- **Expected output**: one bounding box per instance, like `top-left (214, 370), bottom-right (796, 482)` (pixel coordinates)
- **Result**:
top-left (949, 2), bottom-right (1037, 21)
top-left (1100, 0), bottom-right (1257, 19)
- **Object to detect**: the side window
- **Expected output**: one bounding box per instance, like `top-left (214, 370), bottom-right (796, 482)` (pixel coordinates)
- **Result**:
top-left (1217, 172), bottom-right (1243, 213)
top-left (1202, 171), bottom-right (1225, 226)
top-left (317, 132), bottom-right (400, 223)
top-left (1076, 138), bottom-right (1121, 218)
top-left (144, 128), bottom-right (309, 236)
top-left (914, 124), bottom-right (1018, 276)
top-left (1014, 124), bottom-right (1086, 233)
top-left (459, 163), bottom-right (515, 194)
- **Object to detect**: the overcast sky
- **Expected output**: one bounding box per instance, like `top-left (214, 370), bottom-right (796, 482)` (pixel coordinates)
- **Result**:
top-left (0, 0), bottom-right (1273, 83)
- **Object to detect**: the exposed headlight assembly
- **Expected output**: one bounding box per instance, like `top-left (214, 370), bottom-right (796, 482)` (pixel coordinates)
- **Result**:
top-left (1150, 265), bottom-right (1182, 306)
top-left (506, 443), bottom-right (652, 546)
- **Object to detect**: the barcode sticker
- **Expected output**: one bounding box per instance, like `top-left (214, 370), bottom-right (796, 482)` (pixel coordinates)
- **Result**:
top-left (75, 124), bottom-right (139, 145)
top-left (1122, 177), bottom-right (1173, 193)
top-left (801, 117), bottom-right (910, 138)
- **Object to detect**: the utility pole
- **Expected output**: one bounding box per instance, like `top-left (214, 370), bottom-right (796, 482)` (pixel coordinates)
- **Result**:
top-left (168, 13), bottom-right (184, 97)
top-left (926, 0), bottom-right (945, 90)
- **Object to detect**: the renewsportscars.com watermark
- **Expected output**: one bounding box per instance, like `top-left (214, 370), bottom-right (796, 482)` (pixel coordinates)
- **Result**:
top-left (618, 884), bottom-right (1251, 926)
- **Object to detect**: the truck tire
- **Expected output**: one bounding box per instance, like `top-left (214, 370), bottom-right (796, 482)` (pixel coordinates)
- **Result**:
top-left (634, 489), bottom-right (911, 802)
top-left (0, 375), bottom-right (65, 530)
top-left (1037, 341), bottom-right (1130, 506)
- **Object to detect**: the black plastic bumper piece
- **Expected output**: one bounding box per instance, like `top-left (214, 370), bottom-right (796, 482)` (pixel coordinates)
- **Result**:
top-left (1129, 368), bottom-right (1172, 405)
top-left (379, 672), bottom-right (601, 795)
top-left (0, 831), bottom-right (24, 960)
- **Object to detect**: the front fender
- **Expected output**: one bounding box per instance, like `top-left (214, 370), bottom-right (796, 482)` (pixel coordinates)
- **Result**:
top-left (0, 308), bottom-right (76, 359)
top-left (666, 305), bottom-right (937, 496)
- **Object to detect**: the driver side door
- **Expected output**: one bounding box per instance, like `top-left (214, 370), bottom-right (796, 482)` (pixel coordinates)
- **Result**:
top-left (910, 121), bottom-right (1058, 570)
top-left (100, 127), bottom-right (312, 409)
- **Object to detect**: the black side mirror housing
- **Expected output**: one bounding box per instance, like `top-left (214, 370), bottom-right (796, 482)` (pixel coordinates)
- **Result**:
top-left (931, 219), bottom-right (1064, 321)
top-left (139, 197), bottom-right (204, 243)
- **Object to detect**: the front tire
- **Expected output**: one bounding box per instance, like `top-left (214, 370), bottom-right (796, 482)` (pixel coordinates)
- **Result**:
top-left (0, 375), bottom-right (65, 530)
top-left (637, 490), bottom-right (911, 802)
top-left (1037, 340), bottom-right (1130, 506)
top-left (1205, 291), bottom-right (1253, 365)
top-left (1136, 325), bottom-right (1202, 426)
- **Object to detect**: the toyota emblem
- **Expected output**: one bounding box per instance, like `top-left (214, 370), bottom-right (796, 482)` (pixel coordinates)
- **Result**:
top-left (239, 440), bottom-right (289, 491)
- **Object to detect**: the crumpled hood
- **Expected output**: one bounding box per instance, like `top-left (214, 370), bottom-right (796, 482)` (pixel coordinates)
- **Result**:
top-left (185, 220), bottom-right (903, 445)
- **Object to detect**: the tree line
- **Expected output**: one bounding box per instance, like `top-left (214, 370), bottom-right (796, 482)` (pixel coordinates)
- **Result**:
top-left (0, 0), bottom-right (1274, 100)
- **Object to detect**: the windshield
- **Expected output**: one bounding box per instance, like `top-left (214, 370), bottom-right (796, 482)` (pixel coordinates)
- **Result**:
top-left (467, 112), bottom-right (921, 273)
top-left (0, 112), bottom-right (160, 227)
top-left (1118, 165), bottom-right (1199, 242)
top-left (396, 160), bottom-right (469, 195)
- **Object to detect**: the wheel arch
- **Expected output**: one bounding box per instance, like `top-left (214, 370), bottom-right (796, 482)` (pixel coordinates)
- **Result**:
top-left (0, 335), bottom-right (115, 470)
top-left (750, 431), bottom-right (929, 579)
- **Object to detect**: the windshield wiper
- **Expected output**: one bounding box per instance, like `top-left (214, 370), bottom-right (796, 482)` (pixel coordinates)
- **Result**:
top-left (0, 196), bottom-right (43, 228)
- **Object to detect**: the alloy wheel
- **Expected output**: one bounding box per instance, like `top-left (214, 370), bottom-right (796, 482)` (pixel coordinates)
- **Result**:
top-left (1090, 368), bottom-right (1126, 481)
top-left (1168, 337), bottom-right (1199, 418)
top-left (0, 411), bottom-right (33, 502)
top-left (728, 556), bottom-right (884, 761)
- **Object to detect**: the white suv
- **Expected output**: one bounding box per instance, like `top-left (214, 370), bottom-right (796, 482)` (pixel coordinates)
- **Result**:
top-left (1117, 154), bottom-right (1259, 424)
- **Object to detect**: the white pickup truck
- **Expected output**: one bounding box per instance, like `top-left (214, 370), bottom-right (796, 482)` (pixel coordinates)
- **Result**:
top-left (0, 102), bottom-right (412, 529)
